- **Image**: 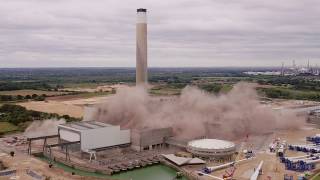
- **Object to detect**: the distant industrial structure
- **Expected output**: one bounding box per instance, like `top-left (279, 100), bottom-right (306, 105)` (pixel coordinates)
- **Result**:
top-left (136, 8), bottom-right (148, 85)
top-left (286, 60), bottom-right (320, 76)
top-left (244, 60), bottom-right (320, 76)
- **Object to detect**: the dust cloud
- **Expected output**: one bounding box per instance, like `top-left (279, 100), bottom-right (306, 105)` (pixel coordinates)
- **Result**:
top-left (89, 83), bottom-right (304, 140)
top-left (24, 118), bottom-right (65, 137)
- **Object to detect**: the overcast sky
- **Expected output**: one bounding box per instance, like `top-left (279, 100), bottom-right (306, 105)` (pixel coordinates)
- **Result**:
top-left (0, 0), bottom-right (319, 67)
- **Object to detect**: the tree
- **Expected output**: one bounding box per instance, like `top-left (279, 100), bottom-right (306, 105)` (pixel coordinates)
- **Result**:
top-left (0, 95), bottom-right (13, 101)
top-left (31, 94), bottom-right (38, 99)
top-left (62, 115), bottom-right (70, 120)
top-left (35, 96), bottom-right (45, 101)
top-left (17, 95), bottom-right (24, 100)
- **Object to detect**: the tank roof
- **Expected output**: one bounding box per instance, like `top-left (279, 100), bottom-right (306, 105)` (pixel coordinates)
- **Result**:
top-left (188, 139), bottom-right (235, 150)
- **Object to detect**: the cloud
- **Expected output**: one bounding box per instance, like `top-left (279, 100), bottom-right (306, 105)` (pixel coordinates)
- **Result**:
top-left (0, 0), bottom-right (319, 67)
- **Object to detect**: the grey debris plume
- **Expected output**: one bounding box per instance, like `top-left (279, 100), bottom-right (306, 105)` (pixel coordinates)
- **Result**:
top-left (88, 82), bottom-right (304, 140)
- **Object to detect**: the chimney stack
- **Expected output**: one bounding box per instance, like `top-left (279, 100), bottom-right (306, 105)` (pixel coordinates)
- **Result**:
top-left (136, 8), bottom-right (148, 85)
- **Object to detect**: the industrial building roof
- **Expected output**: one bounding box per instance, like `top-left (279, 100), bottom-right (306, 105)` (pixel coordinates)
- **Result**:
top-left (188, 139), bottom-right (235, 150)
top-left (58, 121), bottom-right (112, 131)
top-left (312, 109), bottom-right (320, 113)
top-left (162, 154), bottom-right (205, 166)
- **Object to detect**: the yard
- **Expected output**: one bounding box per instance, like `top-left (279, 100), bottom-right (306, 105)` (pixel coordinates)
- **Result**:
top-left (0, 122), bottom-right (18, 134)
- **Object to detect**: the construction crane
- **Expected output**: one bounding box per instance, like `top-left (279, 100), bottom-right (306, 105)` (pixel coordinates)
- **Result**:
top-left (196, 171), bottom-right (224, 180)
top-left (250, 161), bottom-right (263, 180)
top-left (201, 157), bottom-right (254, 174)
top-left (222, 165), bottom-right (236, 179)
top-left (197, 166), bottom-right (237, 180)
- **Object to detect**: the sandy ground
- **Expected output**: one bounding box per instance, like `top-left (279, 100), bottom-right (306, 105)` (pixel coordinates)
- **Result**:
top-left (18, 100), bottom-right (85, 118)
top-left (60, 84), bottom-right (131, 93)
top-left (268, 99), bottom-right (320, 109)
top-left (18, 95), bottom-right (114, 118)
top-left (18, 93), bottom-right (173, 119)
top-left (16, 84), bottom-right (133, 118)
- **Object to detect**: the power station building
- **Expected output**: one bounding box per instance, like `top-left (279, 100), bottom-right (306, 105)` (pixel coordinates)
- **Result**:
top-left (136, 8), bottom-right (148, 85)
top-left (58, 121), bottom-right (173, 153)
top-left (58, 121), bottom-right (130, 151)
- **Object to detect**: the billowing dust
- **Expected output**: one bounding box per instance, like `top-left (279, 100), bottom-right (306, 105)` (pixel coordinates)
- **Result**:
top-left (24, 119), bottom-right (65, 137)
top-left (88, 83), bottom-right (304, 140)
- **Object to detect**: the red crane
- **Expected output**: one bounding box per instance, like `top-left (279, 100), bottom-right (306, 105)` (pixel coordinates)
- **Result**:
top-left (222, 165), bottom-right (236, 179)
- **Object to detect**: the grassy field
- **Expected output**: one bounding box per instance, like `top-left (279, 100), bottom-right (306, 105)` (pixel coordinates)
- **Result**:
top-left (47, 91), bottom-right (113, 101)
top-left (258, 86), bottom-right (320, 101)
top-left (75, 91), bottom-right (113, 98)
top-left (0, 90), bottom-right (67, 96)
top-left (220, 84), bottom-right (233, 93)
top-left (150, 85), bottom-right (182, 96)
top-left (62, 83), bottom-right (103, 88)
top-left (0, 122), bottom-right (18, 134)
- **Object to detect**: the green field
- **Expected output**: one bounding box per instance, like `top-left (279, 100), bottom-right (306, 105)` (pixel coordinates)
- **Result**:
top-left (0, 90), bottom-right (67, 96)
top-left (62, 83), bottom-right (103, 88)
top-left (258, 86), bottom-right (320, 101)
top-left (150, 84), bottom-right (184, 96)
top-left (0, 122), bottom-right (18, 134)
top-left (76, 91), bottom-right (113, 98)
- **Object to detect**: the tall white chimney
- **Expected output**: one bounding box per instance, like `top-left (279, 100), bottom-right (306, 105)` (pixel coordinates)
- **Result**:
top-left (136, 8), bottom-right (148, 85)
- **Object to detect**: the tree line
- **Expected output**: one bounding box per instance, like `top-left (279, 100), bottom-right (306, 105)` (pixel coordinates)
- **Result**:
top-left (258, 87), bottom-right (320, 101)
top-left (0, 94), bottom-right (46, 102)
top-left (0, 104), bottom-right (80, 127)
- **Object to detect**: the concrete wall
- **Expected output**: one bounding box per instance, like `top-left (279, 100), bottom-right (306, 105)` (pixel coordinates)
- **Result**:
top-left (81, 126), bottom-right (130, 151)
top-left (59, 129), bottom-right (80, 142)
top-left (131, 127), bottom-right (173, 151)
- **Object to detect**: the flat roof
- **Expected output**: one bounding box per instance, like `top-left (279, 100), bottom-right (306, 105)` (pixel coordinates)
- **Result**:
top-left (59, 121), bottom-right (112, 131)
top-left (188, 139), bottom-right (235, 150)
top-left (162, 154), bottom-right (205, 166)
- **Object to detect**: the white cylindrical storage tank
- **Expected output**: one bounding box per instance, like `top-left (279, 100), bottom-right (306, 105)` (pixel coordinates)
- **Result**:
top-left (187, 139), bottom-right (236, 159)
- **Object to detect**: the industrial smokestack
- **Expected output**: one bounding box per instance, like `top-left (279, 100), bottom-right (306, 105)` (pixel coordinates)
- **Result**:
top-left (136, 8), bottom-right (148, 85)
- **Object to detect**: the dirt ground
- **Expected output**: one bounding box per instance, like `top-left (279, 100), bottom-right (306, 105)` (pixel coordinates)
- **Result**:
top-left (18, 93), bottom-right (173, 119)
top-left (268, 99), bottom-right (320, 109)
top-left (17, 84), bottom-right (131, 118)
top-left (18, 100), bottom-right (85, 118)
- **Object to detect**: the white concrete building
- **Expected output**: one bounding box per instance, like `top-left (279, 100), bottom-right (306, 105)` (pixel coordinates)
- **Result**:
top-left (58, 121), bottom-right (130, 151)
